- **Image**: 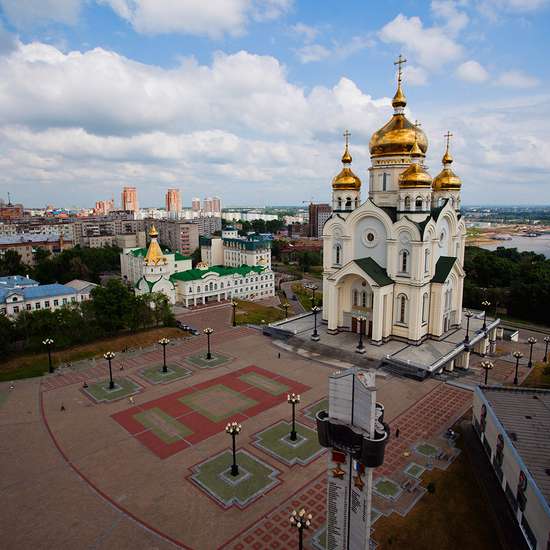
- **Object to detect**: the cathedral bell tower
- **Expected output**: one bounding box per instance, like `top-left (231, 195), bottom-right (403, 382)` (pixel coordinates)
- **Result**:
top-left (432, 132), bottom-right (462, 210)
top-left (332, 130), bottom-right (361, 216)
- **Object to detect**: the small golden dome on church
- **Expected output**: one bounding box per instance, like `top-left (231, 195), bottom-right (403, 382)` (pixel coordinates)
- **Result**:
top-left (399, 162), bottom-right (432, 189)
top-left (433, 132), bottom-right (462, 191)
top-left (332, 131), bottom-right (361, 191)
top-left (149, 224), bottom-right (159, 238)
top-left (392, 82), bottom-right (407, 109)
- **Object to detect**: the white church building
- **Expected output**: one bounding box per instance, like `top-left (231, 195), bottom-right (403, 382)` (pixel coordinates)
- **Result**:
top-left (322, 57), bottom-right (466, 346)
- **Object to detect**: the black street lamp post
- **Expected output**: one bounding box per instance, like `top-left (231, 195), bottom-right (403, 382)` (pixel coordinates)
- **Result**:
top-left (282, 302), bottom-right (290, 319)
top-left (305, 283), bottom-right (317, 308)
top-left (203, 327), bottom-right (214, 360)
top-left (311, 306), bottom-right (321, 341)
top-left (231, 300), bottom-right (238, 327)
top-left (43, 338), bottom-right (54, 374)
top-left (225, 421), bottom-right (242, 476)
top-left (158, 337), bottom-right (170, 373)
top-left (513, 351), bottom-right (523, 386)
top-left (527, 337), bottom-right (537, 369)
top-left (480, 360), bottom-right (494, 385)
top-left (355, 316), bottom-right (367, 355)
top-left (464, 310), bottom-right (474, 345)
top-left (290, 508), bottom-right (312, 550)
top-left (481, 300), bottom-right (491, 331)
top-left (287, 393), bottom-right (300, 441)
top-left (544, 336), bottom-right (550, 363)
top-left (104, 351), bottom-right (116, 390)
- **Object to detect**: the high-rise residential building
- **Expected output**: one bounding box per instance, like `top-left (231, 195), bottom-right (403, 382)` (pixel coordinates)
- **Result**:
top-left (203, 197), bottom-right (213, 214)
top-left (121, 187), bottom-right (138, 212)
top-left (212, 196), bottom-right (222, 213)
top-left (192, 197), bottom-right (201, 212)
top-left (165, 188), bottom-right (181, 214)
top-left (147, 219), bottom-right (199, 256)
top-left (94, 199), bottom-right (114, 216)
top-left (308, 203), bottom-right (332, 237)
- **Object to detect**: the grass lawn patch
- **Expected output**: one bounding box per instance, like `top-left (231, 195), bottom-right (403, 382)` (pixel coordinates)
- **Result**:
top-left (374, 478), bottom-right (402, 500)
top-left (139, 364), bottom-right (192, 384)
top-left (234, 299), bottom-right (285, 325)
top-left (405, 463), bottom-right (426, 479)
top-left (302, 398), bottom-right (328, 422)
top-left (239, 372), bottom-right (289, 395)
top-left (372, 425), bottom-right (502, 550)
top-left (134, 408), bottom-right (193, 444)
top-left (190, 449), bottom-right (281, 509)
top-left (291, 283), bottom-right (323, 310)
top-left (84, 377), bottom-right (141, 403)
top-left (185, 352), bottom-right (231, 369)
top-left (0, 327), bottom-right (184, 382)
top-left (522, 362), bottom-right (550, 388)
top-left (252, 421), bottom-right (324, 465)
top-left (415, 443), bottom-right (439, 457)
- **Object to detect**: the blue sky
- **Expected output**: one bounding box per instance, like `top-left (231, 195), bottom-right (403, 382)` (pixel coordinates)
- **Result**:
top-left (0, 0), bottom-right (548, 208)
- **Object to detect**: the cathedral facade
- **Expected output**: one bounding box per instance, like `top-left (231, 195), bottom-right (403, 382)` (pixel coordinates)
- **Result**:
top-left (322, 59), bottom-right (466, 345)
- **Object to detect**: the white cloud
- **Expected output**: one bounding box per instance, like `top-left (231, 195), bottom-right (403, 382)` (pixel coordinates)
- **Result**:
top-left (431, 0), bottom-right (469, 35)
top-left (295, 43), bottom-right (331, 63)
top-left (405, 65), bottom-right (429, 86)
top-left (291, 22), bottom-right (319, 43)
top-left (379, 14), bottom-right (463, 70)
top-left (456, 60), bottom-right (489, 83)
top-left (0, 0), bottom-right (82, 28)
top-left (478, 0), bottom-right (549, 15)
top-left (295, 36), bottom-right (374, 64)
top-left (496, 70), bottom-right (539, 88)
top-left (99, 0), bottom-right (292, 38)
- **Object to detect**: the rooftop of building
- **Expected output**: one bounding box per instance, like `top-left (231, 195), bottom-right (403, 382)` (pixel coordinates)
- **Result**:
top-left (0, 275), bottom-right (39, 288)
top-left (64, 279), bottom-right (98, 292)
top-left (0, 234), bottom-right (69, 244)
top-left (480, 386), bottom-right (550, 507)
top-left (0, 282), bottom-right (77, 303)
top-left (169, 264), bottom-right (267, 282)
top-left (128, 247), bottom-right (190, 261)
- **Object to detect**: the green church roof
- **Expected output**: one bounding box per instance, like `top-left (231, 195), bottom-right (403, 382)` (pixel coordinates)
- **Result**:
top-left (170, 264), bottom-right (266, 282)
top-left (431, 256), bottom-right (457, 283)
top-left (353, 257), bottom-right (393, 287)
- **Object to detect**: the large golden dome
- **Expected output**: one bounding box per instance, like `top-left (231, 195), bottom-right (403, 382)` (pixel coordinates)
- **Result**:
top-left (369, 77), bottom-right (428, 158)
top-left (332, 136), bottom-right (361, 190)
top-left (399, 162), bottom-right (432, 189)
top-left (433, 134), bottom-right (461, 191)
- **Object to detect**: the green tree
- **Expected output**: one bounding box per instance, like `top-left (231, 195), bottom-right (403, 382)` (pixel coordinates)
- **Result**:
top-left (0, 315), bottom-right (14, 354)
top-left (0, 250), bottom-right (27, 276)
top-left (90, 278), bottom-right (135, 334)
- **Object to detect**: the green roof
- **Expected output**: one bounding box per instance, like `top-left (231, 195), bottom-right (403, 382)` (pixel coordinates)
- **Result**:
top-left (431, 256), bottom-right (456, 283)
top-left (170, 264), bottom-right (266, 282)
top-left (129, 247), bottom-right (189, 261)
top-left (354, 257), bottom-right (393, 287)
top-left (174, 252), bottom-right (191, 261)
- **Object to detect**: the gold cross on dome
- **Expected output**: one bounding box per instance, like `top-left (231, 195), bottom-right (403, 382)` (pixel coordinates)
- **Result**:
top-left (444, 131), bottom-right (453, 148)
top-left (343, 129), bottom-right (351, 147)
top-left (394, 54), bottom-right (407, 82)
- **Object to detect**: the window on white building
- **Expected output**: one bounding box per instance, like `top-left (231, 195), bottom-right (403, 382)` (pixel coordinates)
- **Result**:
top-left (415, 196), bottom-right (423, 210)
top-left (424, 249), bottom-right (430, 273)
top-left (26, 304), bottom-right (31, 310)
top-left (422, 293), bottom-right (429, 323)
top-left (400, 250), bottom-right (409, 274)
top-left (404, 196), bottom-right (411, 210)
top-left (398, 294), bottom-right (407, 325)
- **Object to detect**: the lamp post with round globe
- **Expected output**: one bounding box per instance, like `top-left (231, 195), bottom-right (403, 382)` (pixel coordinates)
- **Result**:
top-left (543, 336), bottom-right (550, 363)
top-left (481, 300), bottom-right (491, 331)
top-left (355, 316), bottom-right (367, 354)
top-left (42, 338), bottom-right (54, 374)
top-left (463, 310), bottom-right (474, 345)
top-left (225, 421), bottom-right (242, 476)
top-left (290, 508), bottom-right (312, 550)
top-left (311, 306), bottom-right (321, 341)
top-left (480, 360), bottom-right (494, 385)
top-left (158, 337), bottom-right (170, 373)
top-left (527, 337), bottom-right (537, 369)
top-left (231, 300), bottom-right (238, 327)
top-left (282, 302), bottom-right (290, 319)
top-left (287, 393), bottom-right (300, 441)
top-left (513, 351), bottom-right (523, 386)
top-left (103, 351), bottom-right (116, 390)
top-left (203, 327), bottom-right (214, 360)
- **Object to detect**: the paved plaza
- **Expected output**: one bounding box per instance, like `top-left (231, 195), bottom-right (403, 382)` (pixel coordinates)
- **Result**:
top-left (1, 301), bottom-right (545, 549)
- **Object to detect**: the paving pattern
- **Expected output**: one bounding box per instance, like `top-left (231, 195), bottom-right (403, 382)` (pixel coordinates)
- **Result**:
top-left (112, 365), bottom-right (310, 459)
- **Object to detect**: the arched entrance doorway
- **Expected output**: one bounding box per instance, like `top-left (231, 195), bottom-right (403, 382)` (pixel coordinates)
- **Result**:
top-left (337, 274), bottom-right (374, 338)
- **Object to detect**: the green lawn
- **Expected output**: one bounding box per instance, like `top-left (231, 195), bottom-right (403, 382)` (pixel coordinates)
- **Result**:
top-left (523, 362), bottom-right (550, 388)
top-left (291, 283), bottom-right (323, 310)
top-left (139, 364), bottom-right (192, 384)
top-left (234, 300), bottom-right (285, 325)
top-left (185, 352), bottom-right (231, 369)
top-left (84, 377), bottom-right (141, 403)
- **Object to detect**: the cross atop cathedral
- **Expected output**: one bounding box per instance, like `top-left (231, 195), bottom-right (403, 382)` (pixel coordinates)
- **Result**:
top-left (394, 54), bottom-right (407, 83)
top-left (343, 129), bottom-right (351, 147)
top-left (444, 131), bottom-right (453, 149)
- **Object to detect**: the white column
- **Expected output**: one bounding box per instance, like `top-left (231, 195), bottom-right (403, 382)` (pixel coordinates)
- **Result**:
top-left (327, 282), bottom-right (339, 334)
top-left (372, 289), bottom-right (383, 342)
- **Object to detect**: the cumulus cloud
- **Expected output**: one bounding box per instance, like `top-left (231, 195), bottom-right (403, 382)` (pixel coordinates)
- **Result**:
top-left (456, 60), bottom-right (489, 83)
top-left (405, 65), bottom-right (429, 86)
top-left (295, 35), bottom-right (374, 64)
top-left (290, 22), bottom-right (319, 43)
top-left (496, 70), bottom-right (539, 88)
top-left (478, 0), bottom-right (549, 15)
top-left (99, 0), bottom-right (291, 38)
top-left (379, 14), bottom-right (463, 70)
top-left (431, 0), bottom-right (470, 35)
top-left (296, 43), bottom-right (331, 63)
top-left (0, 0), bottom-right (82, 28)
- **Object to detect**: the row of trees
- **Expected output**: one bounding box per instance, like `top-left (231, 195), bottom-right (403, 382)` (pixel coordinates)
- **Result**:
top-left (0, 245), bottom-right (121, 284)
top-left (222, 218), bottom-right (285, 235)
top-left (0, 279), bottom-right (175, 356)
top-left (463, 246), bottom-right (550, 324)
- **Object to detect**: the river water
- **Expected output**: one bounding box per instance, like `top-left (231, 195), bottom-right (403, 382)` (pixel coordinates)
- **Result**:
top-left (476, 234), bottom-right (550, 259)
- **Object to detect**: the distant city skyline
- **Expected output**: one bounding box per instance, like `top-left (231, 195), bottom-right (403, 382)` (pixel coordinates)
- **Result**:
top-left (0, 1), bottom-right (548, 207)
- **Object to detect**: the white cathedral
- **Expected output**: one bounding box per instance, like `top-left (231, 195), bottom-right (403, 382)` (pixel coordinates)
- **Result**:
top-left (322, 58), bottom-right (466, 346)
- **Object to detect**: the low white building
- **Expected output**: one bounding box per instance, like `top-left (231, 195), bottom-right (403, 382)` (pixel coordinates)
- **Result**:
top-left (0, 275), bottom-right (97, 317)
top-left (473, 386), bottom-right (550, 550)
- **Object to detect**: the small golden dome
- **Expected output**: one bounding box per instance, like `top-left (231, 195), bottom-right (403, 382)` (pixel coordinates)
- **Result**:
top-left (392, 82), bottom-right (407, 109)
top-left (332, 131), bottom-right (361, 190)
top-left (433, 132), bottom-right (461, 191)
top-left (149, 224), bottom-right (159, 238)
top-left (399, 162), bottom-right (432, 189)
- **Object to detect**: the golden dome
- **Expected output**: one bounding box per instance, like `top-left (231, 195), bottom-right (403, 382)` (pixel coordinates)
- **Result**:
top-left (144, 233), bottom-right (166, 266)
top-left (149, 224), bottom-right (159, 238)
top-left (332, 131), bottom-right (361, 191)
top-left (392, 81), bottom-right (407, 109)
top-left (433, 132), bottom-right (461, 191)
top-left (399, 162), bottom-right (432, 189)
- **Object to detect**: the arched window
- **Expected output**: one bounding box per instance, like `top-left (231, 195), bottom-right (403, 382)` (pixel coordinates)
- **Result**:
top-left (334, 243), bottom-right (342, 266)
top-left (362, 291), bottom-right (368, 308)
top-left (415, 196), bottom-right (423, 210)
top-left (404, 196), bottom-right (411, 210)
top-left (400, 250), bottom-right (409, 273)
top-left (382, 172), bottom-right (389, 191)
top-left (424, 249), bottom-right (430, 273)
top-left (353, 289), bottom-right (358, 307)
top-left (337, 197), bottom-right (342, 210)
top-left (345, 197), bottom-right (352, 210)
top-left (355, 198), bottom-right (359, 208)
top-left (398, 294), bottom-right (407, 324)
top-left (422, 293), bottom-right (429, 323)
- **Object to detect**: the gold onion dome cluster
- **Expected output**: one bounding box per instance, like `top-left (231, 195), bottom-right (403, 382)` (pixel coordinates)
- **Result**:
top-left (144, 225), bottom-right (166, 266)
top-left (433, 145), bottom-right (462, 191)
top-left (369, 83), bottom-right (428, 159)
top-left (332, 143), bottom-right (362, 190)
